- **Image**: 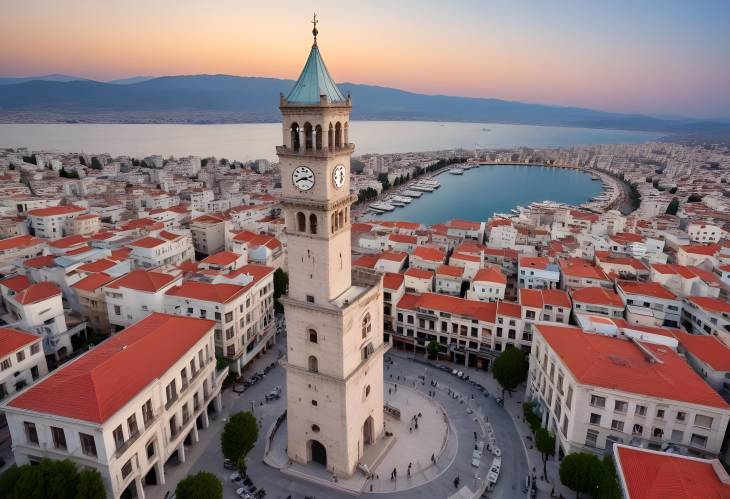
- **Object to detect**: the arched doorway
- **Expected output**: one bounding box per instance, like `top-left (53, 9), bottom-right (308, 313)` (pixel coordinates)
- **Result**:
top-left (309, 440), bottom-right (327, 466)
top-left (363, 416), bottom-right (374, 445)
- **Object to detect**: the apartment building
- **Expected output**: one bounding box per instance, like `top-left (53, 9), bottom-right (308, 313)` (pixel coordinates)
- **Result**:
top-left (649, 263), bottom-right (721, 299)
top-left (382, 272), bottom-right (405, 342)
top-left (189, 214), bottom-right (231, 256)
top-left (163, 265), bottom-right (275, 374)
top-left (127, 231), bottom-right (194, 269)
top-left (403, 267), bottom-right (433, 293)
top-left (434, 265), bottom-right (465, 296)
top-left (410, 246), bottom-right (446, 272)
top-left (467, 267), bottom-right (506, 302)
top-left (528, 324), bottom-right (730, 458)
top-left (199, 251), bottom-right (247, 273)
top-left (519, 288), bottom-right (572, 348)
top-left (687, 222), bottom-right (724, 244)
top-left (448, 252), bottom-right (482, 280)
top-left (594, 252), bottom-right (649, 281)
top-left (616, 281), bottom-right (682, 328)
top-left (104, 270), bottom-right (182, 331)
top-left (559, 258), bottom-right (612, 291)
top-left (571, 287), bottom-right (625, 319)
top-left (0, 327), bottom-right (47, 401)
top-left (674, 332), bottom-right (730, 395)
top-left (518, 256), bottom-right (560, 290)
top-left (26, 205), bottom-right (87, 240)
top-left (2, 313), bottom-right (225, 499)
top-left (0, 235), bottom-right (46, 274)
top-left (228, 231), bottom-right (284, 269)
top-left (72, 272), bottom-right (117, 334)
top-left (677, 244), bottom-right (720, 269)
top-left (681, 296), bottom-right (730, 344)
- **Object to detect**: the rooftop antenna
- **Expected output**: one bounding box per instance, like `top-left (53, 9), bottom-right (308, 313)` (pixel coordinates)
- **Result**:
top-left (311, 13), bottom-right (319, 47)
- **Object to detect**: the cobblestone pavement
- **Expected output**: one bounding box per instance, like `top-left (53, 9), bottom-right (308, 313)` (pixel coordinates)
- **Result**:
top-left (148, 338), bottom-right (532, 499)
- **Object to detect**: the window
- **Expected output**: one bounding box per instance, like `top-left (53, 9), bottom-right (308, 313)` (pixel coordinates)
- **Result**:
top-left (694, 414), bottom-right (713, 429)
top-left (656, 409), bottom-right (665, 419)
top-left (165, 380), bottom-right (177, 406)
top-left (585, 429), bottom-right (599, 448)
top-left (311, 400), bottom-right (318, 407)
top-left (590, 413), bottom-right (601, 425)
top-left (614, 400), bottom-right (628, 413)
top-left (308, 356), bottom-right (318, 373)
top-left (311, 424), bottom-right (320, 433)
top-left (690, 433), bottom-right (707, 448)
top-left (113, 425), bottom-right (125, 450)
top-left (635, 405), bottom-right (647, 416)
top-left (308, 329), bottom-right (318, 344)
top-left (361, 342), bottom-right (374, 361)
top-left (364, 385), bottom-right (371, 398)
top-left (632, 424), bottom-right (643, 436)
top-left (51, 426), bottom-right (67, 450)
top-left (670, 430), bottom-right (684, 443)
top-left (0, 359), bottom-right (11, 371)
top-left (121, 459), bottom-right (133, 479)
top-left (225, 312), bottom-right (233, 323)
top-left (590, 395), bottom-right (606, 409)
top-left (362, 313), bottom-right (372, 338)
top-left (652, 427), bottom-right (663, 439)
top-left (142, 399), bottom-right (154, 425)
top-left (146, 440), bottom-right (155, 459)
top-left (24, 422), bottom-right (38, 445)
top-left (16, 350), bottom-right (25, 362)
top-left (676, 411), bottom-right (686, 422)
top-left (306, 295), bottom-right (315, 303)
top-left (80, 433), bottom-right (97, 457)
top-left (128, 414), bottom-right (139, 437)
top-left (611, 420), bottom-right (624, 432)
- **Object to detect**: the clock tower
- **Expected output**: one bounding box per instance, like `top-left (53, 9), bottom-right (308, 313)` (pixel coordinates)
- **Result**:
top-left (279, 17), bottom-right (387, 477)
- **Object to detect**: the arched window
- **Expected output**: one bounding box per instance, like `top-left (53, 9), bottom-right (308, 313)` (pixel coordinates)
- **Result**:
top-left (335, 122), bottom-right (342, 148)
top-left (362, 312), bottom-right (372, 338)
top-left (331, 212), bottom-right (337, 232)
top-left (345, 208), bottom-right (349, 223)
top-left (308, 328), bottom-right (318, 343)
top-left (311, 424), bottom-right (320, 433)
top-left (315, 125), bottom-right (323, 150)
top-left (361, 342), bottom-right (374, 361)
top-left (297, 212), bottom-right (306, 232)
top-left (308, 355), bottom-right (318, 373)
top-left (328, 123), bottom-right (334, 149)
top-left (338, 210), bottom-right (344, 228)
top-left (344, 122), bottom-right (349, 145)
top-left (364, 385), bottom-right (371, 398)
top-left (304, 122), bottom-right (313, 150)
top-left (290, 123), bottom-right (300, 150)
top-left (309, 214), bottom-right (318, 235)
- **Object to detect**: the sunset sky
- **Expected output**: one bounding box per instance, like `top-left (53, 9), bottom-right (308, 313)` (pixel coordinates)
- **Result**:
top-left (2, 0), bottom-right (729, 118)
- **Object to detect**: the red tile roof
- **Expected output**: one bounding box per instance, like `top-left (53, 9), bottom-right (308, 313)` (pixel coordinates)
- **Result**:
top-left (14, 282), bottom-right (61, 304)
top-left (614, 445), bottom-right (730, 499)
top-left (412, 246), bottom-right (445, 262)
top-left (404, 267), bottom-right (433, 280)
top-left (448, 219), bottom-right (481, 231)
top-left (388, 233), bottom-right (417, 244)
top-left (680, 243), bottom-right (720, 256)
top-left (201, 251), bottom-right (242, 266)
top-left (48, 234), bottom-right (88, 249)
top-left (611, 232), bottom-right (645, 244)
top-left (27, 205), bottom-right (85, 217)
top-left (379, 251), bottom-right (408, 263)
top-left (353, 254), bottom-right (378, 269)
top-left (519, 288), bottom-right (572, 309)
top-left (560, 259), bottom-right (609, 281)
top-left (497, 301), bottom-right (522, 318)
top-left (72, 272), bottom-right (116, 293)
top-left (0, 274), bottom-right (31, 292)
top-left (519, 256), bottom-right (550, 270)
top-left (166, 281), bottom-right (246, 304)
top-left (225, 264), bottom-right (275, 283)
top-left (473, 267), bottom-right (506, 284)
top-left (77, 258), bottom-right (118, 273)
top-left (129, 236), bottom-right (165, 249)
top-left (0, 235), bottom-right (45, 251)
top-left (675, 332), bottom-right (730, 372)
top-left (8, 313), bottom-right (215, 423)
top-left (436, 265), bottom-right (464, 278)
top-left (571, 287), bottom-right (624, 308)
top-left (687, 296), bottom-right (730, 314)
top-left (398, 292), bottom-right (497, 323)
top-left (450, 252), bottom-right (481, 263)
top-left (379, 221), bottom-right (420, 230)
top-left (0, 327), bottom-right (40, 358)
top-left (383, 272), bottom-right (405, 290)
top-left (617, 281), bottom-right (677, 300)
top-left (351, 223), bottom-right (374, 233)
top-left (23, 254), bottom-right (56, 269)
top-left (537, 324), bottom-right (729, 408)
top-left (106, 270), bottom-right (177, 292)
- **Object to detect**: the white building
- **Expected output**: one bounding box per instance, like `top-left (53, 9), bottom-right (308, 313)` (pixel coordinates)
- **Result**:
top-left (681, 296), bottom-right (730, 345)
top-left (528, 324), bottom-right (730, 458)
top-left (2, 313), bottom-right (225, 499)
top-left (688, 222), bottom-right (724, 244)
top-left (616, 281), bottom-right (682, 329)
top-left (27, 205), bottom-right (87, 240)
top-left (518, 256), bottom-right (560, 290)
top-left (127, 230), bottom-right (194, 269)
top-left (104, 270), bottom-right (182, 331)
top-left (0, 235), bottom-right (46, 274)
top-left (0, 327), bottom-right (47, 401)
top-left (467, 267), bottom-right (506, 302)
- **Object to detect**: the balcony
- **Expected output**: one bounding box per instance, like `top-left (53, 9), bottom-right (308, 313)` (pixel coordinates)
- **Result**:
top-left (113, 430), bottom-right (140, 459)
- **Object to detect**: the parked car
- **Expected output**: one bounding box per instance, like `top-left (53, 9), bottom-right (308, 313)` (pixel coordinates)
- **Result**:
top-left (224, 458), bottom-right (237, 470)
top-left (437, 365), bottom-right (451, 372)
top-left (230, 472), bottom-right (243, 483)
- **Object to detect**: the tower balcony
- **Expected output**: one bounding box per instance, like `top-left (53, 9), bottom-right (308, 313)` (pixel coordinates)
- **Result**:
top-left (276, 143), bottom-right (355, 159)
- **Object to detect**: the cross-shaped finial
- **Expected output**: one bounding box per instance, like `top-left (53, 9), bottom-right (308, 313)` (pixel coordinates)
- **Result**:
top-left (311, 13), bottom-right (319, 46)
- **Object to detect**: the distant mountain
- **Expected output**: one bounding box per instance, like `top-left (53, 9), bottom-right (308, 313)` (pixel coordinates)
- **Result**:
top-left (107, 76), bottom-right (156, 85)
top-left (0, 74), bottom-right (87, 85)
top-left (0, 74), bottom-right (726, 134)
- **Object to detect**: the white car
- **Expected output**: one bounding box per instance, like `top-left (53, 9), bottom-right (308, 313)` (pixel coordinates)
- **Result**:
top-left (236, 488), bottom-right (254, 498)
top-left (230, 472), bottom-right (242, 482)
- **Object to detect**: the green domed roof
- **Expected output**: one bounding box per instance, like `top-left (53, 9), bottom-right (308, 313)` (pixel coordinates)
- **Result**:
top-left (286, 45), bottom-right (346, 105)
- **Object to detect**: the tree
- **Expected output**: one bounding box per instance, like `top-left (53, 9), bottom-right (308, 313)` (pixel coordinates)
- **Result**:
top-left (665, 197), bottom-right (679, 215)
top-left (90, 157), bottom-right (102, 170)
top-left (377, 173), bottom-right (390, 190)
top-left (535, 428), bottom-right (555, 482)
top-left (426, 340), bottom-right (440, 360)
top-left (221, 411), bottom-right (259, 462)
top-left (491, 346), bottom-right (528, 395)
top-left (0, 465), bottom-right (22, 497)
top-left (669, 186), bottom-right (677, 194)
top-left (559, 453), bottom-right (603, 498)
top-left (12, 465), bottom-right (46, 499)
top-left (41, 458), bottom-right (78, 499)
top-left (75, 469), bottom-right (106, 499)
top-left (273, 268), bottom-right (289, 313)
top-left (175, 471), bottom-right (223, 499)
top-left (597, 455), bottom-right (621, 499)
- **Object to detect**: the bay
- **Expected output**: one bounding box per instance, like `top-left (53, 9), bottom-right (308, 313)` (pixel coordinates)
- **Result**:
top-left (0, 121), bottom-right (660, 162)
top-left (374, 164), bottom-right (604, 225)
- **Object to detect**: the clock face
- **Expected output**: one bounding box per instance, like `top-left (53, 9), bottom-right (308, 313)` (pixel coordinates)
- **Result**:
top-left (332, 164), bottom-right (346, 188)
top-left (292, 166), bottom-right (315, 191)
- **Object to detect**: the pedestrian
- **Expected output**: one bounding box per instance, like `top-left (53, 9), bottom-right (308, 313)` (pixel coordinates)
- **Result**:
top-left (454, 475), bottom-right (460, 488)
top-left (389, 387), bottom-right (392, 395)
top-left (395, 384), bottom-right (398, 392)
top-left (407, 468), bottom-right (411, 478)
top-left (431, 453), bottom-right (435, 463)
top-left (393, 468), bottom-right (397, 479)
top-left (474, 431), bottom-right (477, 440)
top-left (408, 462), bottom-right (412, 470)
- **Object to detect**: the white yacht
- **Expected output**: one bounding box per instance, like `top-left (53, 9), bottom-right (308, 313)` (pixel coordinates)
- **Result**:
top-left (392, 195), bottom-right (412, 204)
top-left (369, 202), bottom-right (395, 212)
top-left (449, 168), bottom-right (464, 175)
top-left (402, 190), bottom-right (423, 198)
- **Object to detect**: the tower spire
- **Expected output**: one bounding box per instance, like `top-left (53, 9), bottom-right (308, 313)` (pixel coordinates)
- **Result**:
top-left (311, 13), bottom-right (318, 47)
